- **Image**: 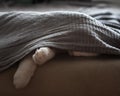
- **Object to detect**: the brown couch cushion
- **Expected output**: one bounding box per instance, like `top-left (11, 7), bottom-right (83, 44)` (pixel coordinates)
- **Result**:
top-left (0, 54), bottom-right (120, 96)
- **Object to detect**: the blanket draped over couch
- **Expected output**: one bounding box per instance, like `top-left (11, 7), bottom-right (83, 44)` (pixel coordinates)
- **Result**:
top-left (0, 11), bottom-right (120, 71)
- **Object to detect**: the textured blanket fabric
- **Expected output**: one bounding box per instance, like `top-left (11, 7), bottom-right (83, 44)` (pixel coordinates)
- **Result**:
top-left (0, 11), bottom-right (120, 71)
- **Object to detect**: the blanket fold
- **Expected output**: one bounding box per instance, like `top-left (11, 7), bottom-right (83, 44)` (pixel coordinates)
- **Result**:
top-left (0, 11), bottom-right (120, 71)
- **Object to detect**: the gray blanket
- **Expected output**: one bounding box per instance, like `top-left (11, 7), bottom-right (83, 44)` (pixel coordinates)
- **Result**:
top-left (0, 11), bottom-right (120, 71)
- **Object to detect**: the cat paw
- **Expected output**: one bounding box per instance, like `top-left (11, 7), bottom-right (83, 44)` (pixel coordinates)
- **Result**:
top-left (69, 51), bottom-right (98, 56)
top-left (13, 72), bottom-right (31, 89)
top-left (32, 47), bottom-right (55, 66)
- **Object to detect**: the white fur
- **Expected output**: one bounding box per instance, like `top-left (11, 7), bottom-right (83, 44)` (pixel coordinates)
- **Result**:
top-left (13, 47), bottom-right (55, 89)
top-left (32, 47), bottom-right (55, 66)
top-left (13, 55), bottom-right (37, 89)
top-left (69, 51), bottom-right (98, 56)
top-left (13, 47), bottom-right (97, 89)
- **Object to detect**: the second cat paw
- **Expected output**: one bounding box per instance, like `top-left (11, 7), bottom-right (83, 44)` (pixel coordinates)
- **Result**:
top-left (32, 47), bottom-right (55, 66)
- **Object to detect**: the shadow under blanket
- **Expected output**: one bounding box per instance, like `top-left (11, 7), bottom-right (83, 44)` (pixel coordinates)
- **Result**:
top-left (0, 11), bottom-right (120, 71)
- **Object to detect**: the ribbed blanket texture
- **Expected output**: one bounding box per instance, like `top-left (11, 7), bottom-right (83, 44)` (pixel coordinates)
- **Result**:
top-left (0, 11), bottom-right (120, 71)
